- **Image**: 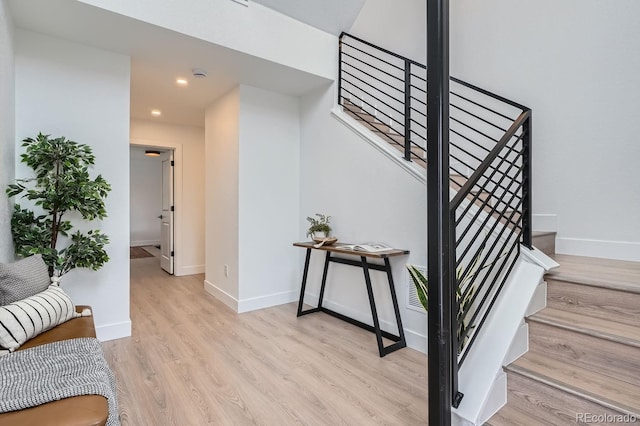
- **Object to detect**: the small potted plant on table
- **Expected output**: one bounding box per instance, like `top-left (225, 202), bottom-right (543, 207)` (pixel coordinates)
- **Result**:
top-left (306, 213), bottom-right (332, 242)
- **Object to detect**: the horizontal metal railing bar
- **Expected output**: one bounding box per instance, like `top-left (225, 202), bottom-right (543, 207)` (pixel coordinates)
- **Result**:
top-left (451, 91), bottom-right (516, 122)
top-left (454, 155), bottom-right (524, 235)
top-left (454, 158), bottom-right (524, 246)
top-left (410, 72), bottom-right (427, 83)
top-left (451, 111), bottom-right (530, 210)
top-left (456, 193), bottom-right (523, 285)
top-left (410, 117), bottom-right (427, 129)
top-left (340, 32), bottom-right (423, 67)
top-left (410, 96), bottom-right (427, 107)
top-left (342, 32), bottom-right (529, 114)
top-left (410, 106), bottom-right (427, 118)
top-left (342, 63), bottom-right (405, 94)
top-left (458, 222), bottom-right (522, 326)
top-left (458, 239), bottom-right (520, 366)
top-left (410, 83), bottom-right (427, 94)
top-left (459, 215), bottom-right (522, 317)
top-left (450, 116), bottom-right (500, 145)
top-left (451, 77), bottom-right (528, 112)
top-left (341, 93), bottom-right (407, 136)
top-left (450, 129), bottom-right (492, 154)
top-left (341, 70), bottom-right (405, 105)
top-left (341, 42), bottom-right (405, 73)
top-left (341, 81), bottom-right (406, 122)
top-left (450, 142), bottom-right (485, 165)
top-left (342, 53), bottom-right (404, 84)
top-left (451, 103), bottom-right (509, 133)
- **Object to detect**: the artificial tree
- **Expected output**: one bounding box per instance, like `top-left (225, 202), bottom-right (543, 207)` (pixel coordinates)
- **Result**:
top-left (6, 133), bottom-right (111, 277)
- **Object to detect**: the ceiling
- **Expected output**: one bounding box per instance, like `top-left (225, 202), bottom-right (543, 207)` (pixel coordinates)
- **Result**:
top-left (7, 0), bottom-right (357, 127)
top-left (252, 0), bottom-right (365, 36)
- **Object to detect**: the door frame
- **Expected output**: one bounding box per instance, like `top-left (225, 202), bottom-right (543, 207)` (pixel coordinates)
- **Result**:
top-left (130, 138), bottom-right (186, 276)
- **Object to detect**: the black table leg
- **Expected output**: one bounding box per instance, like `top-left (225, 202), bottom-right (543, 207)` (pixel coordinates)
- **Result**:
top-left (298, 250), bottom-right (332, 316)
top-left (383, 257), bottom-right (407, 355)
top-left (361, 256), bottom-right (385, 356)
top-left (317, 252), bottom-right (331, 308)
top-left (296, 248), bottom-right (312, 317)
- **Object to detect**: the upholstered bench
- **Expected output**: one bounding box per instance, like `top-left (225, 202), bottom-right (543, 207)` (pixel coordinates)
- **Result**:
top-left (0, 305), bottom-right (109, 426)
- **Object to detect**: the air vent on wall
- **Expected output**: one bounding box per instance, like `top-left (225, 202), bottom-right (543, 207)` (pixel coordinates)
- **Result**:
top-left (407, 265), bottom-right (427, 313)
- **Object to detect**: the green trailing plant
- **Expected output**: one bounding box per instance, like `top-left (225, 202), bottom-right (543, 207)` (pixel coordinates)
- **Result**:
top-left (407, 247), bottom-right (500, 354)
top-left (6, 133), bottom-right (111, 277)
top-left (306, 213), bottom-right (331, 238)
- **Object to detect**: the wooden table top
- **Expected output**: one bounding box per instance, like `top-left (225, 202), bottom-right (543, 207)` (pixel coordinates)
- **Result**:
top-left (293, 241), bottom-right (410, 258)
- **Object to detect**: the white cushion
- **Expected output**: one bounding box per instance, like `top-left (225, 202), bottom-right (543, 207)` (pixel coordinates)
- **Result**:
top-left (0, 285), bottom-right (79, 353)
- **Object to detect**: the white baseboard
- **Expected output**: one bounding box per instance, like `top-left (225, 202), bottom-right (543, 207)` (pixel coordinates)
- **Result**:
top-left (130, 240), bottom-right (160, 247)
top-left (176, 264), bottom-right (204, 276)
top-left (303, 292), bottom-right (427, 354)
top-left (532, 214), bottom-right (557, 232)
top-left (96, 319), bottom-right (131, 342)
top-left (556, 237), bottom-right (640, 262)
top-left (237, 290), bottom-right (298, 314)
top-left (204, 280), bottom-right (238, 312)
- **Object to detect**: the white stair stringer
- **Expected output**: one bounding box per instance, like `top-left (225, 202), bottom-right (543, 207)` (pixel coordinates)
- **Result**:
top-left (452, 248), bottom-right (556, 426)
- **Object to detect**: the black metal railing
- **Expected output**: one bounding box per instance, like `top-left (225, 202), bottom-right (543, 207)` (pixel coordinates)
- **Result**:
top-left (338, 32), bottom-right (532, 409)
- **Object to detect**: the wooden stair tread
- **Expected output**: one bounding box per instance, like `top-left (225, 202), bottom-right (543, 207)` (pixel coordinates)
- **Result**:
top-left (485, 404), bottom-right (554, 426)
top-left (529, 307), bottom-right (640, 348)
top-left (548, 254), bottom-right (640, 294)
top-left (532, 231), bottom-right (556, 237)
top-left (508, 352), bottom-right (640, 416)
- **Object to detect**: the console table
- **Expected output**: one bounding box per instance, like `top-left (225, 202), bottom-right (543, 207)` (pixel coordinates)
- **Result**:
top-left (293, 242), bottom-right (409, 357)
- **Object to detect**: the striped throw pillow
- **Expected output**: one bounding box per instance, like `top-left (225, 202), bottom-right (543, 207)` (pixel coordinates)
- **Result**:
top-left (0, 285), bottom-right (80, 353)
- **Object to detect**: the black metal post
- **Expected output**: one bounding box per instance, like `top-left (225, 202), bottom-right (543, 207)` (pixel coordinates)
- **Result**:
top-left (404, 59), bottom-right (412, 161)
top-left (427, 0), bottom-right (454, 424)
top-left (522, 113), bottom-right (533, 249)
top-left (338, 35), bottom-right (344, 106)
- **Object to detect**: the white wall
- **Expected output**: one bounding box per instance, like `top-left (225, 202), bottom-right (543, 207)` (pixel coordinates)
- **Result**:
top-left (78, 0), bottom-right (336, 81)
top-left (349, 0), bottom-right (640, 261)
top-left (129, 147), bottom-right (162, 246)
top-left (130, 120), bottom-right (205, 274)
top-left (15, 30), bottom-right (131, 341)
top-left (205, 87), bottom-right (241, 303)
top-left (300, 84), bottom-right (429, 352)
top-left (450, 0), bottom-right (640, 261)
top-left (349, 0), bottom-right (426, 63)
top-left (204, 85), bottom-right (301, 313)
top-left (0, 0), bottom-right (14, 263)
top-left (237, 85), bottom-right (300, 309)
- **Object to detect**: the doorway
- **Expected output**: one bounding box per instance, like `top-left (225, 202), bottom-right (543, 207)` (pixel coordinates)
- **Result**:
top-left (129, 145), bottom-right (175, 274)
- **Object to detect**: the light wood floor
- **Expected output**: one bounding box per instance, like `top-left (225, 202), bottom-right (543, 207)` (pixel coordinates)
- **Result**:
top-left (102, 257), bottom-right (428, 425)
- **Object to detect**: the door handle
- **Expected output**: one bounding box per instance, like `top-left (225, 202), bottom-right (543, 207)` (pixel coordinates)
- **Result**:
top-left (158, 215), bottom-right (163, 219)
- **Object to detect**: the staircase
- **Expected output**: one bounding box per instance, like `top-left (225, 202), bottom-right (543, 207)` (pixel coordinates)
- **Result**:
top-left (487, 247), bottom-right (640, 425)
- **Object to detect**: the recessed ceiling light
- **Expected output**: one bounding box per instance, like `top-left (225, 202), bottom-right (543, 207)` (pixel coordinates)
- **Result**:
top-left (176, 78), bottom-right (188, 86)
top-left (145, 150), bottom-right (161, 157)
top-left (151, 109), bottom-right (162, 117)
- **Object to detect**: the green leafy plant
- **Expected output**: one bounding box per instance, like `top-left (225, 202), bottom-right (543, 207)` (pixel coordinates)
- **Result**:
top-left (407, 248), bottom-right (497, 354)
top-left (6, 133), bottom-right (111, 277)
top-left (306, 213), bottom-right (331, 238)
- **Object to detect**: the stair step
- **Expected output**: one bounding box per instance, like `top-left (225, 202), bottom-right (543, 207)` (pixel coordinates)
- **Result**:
top-left (547, 277), bottom-right (640, 327)
top-left (548, 254), bottom-right (640, 295)
top-left (531, 307), bottom-right (640, 347)
top-left (527, 308), bottom-right (640, 387)
top-left (508, 352), bottom-right (640, 417)
top-left (484, 404), bottom-right (554, 426)
top-left (532, 231), bottom-right (555, 255)
top-left (502, 365), bottom-right (637, 425)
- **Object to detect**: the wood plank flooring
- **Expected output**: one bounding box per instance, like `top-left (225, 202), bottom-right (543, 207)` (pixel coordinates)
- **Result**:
top-left (102, 257), bottom-right (428, 425)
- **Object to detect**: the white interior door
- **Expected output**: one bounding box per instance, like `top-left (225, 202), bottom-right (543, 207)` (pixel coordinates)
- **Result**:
top-left (160, 152), bottom-right (174, 274)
